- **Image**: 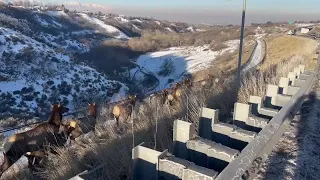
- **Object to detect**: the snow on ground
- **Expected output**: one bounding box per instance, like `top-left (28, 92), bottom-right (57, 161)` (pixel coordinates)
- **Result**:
top-left (295, 23), bottom-right (315, 28)
top-left (115, 16), bottom-right (129, 23)
top-left (187, 26), bottom-right (195, 32)
top-left (155, 21), bottom-right (161, 25)
top-left (0, 62), bottom-right (127, 112)
top-left (132, 24), bottom-right (141, 31)
top-left (254, 78), bottom-right (320, 180)
top-left (242, 37), bottom-right (263, 72)
top-left (133, 19), bottom-right (142, 23)
top-left (166, 27), bottom-right (173, 32)
top-left (78, 13), bottom-right (129, 39)
top-left (131, 40), bottom-right (240, 91)
top-left (45, 10), bottom-right (68, 17)
top-left (34, 14), bottom-right (49, 27)
top-left (196, 29), bottom-right (206, 32)
top-left (0, 27), bottom-right (127, 115)
top-left (0, 27), bottom-right (70, 61)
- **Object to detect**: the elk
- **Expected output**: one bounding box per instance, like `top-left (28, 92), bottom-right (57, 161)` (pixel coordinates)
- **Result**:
top-left (200, 74), bottom-right (216, 88)
top-left (183, 77), bottom-right (193, 88)
top-left (167, 86), bottom-right (183, 106)
top-left (170, 82), bottom-right (182, 89)
top-left (112, 95), bottom-right (137, 126)
top-left (149, 89), bottom-right (169, 105)
top-left (0, 104), bottom-right (70, 177)
top-left (63, 103), bottom-right (97, 141)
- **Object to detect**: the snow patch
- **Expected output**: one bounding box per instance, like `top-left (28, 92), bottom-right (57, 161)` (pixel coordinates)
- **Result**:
top-left (78, 13), bottom-right (129, 39)
top-left (166, 27), bottom-right (173, 32)
top-left (187, 26), bottom-right (195, 32)
top-left (131, 40), bottom-right (239, 92)
top-left (133, 19), bottom-right (142, 23)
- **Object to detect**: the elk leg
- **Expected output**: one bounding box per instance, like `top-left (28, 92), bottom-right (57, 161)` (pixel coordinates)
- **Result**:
top-left (0, 154), bottom-right (16, 177)
top-left (115, 116), bottom-right (120, 127)
top-left (26, 151), bottom-right (46, 170)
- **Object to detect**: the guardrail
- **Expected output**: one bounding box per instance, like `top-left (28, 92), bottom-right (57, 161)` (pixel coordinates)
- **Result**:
top-left (130, 58), bottom-right (318, 180)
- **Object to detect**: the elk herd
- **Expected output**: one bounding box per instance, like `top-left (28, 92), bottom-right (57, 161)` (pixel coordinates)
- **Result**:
top-left (0, 75), bottom-right (220, 177)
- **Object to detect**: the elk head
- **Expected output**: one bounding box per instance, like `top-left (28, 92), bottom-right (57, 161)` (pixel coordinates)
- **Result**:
top-left (128, 94), bottom-right (137, 106)
top-left (49, 103), bottom-right (69, 126)
top-left (88, 103), bottom-right (97, 118)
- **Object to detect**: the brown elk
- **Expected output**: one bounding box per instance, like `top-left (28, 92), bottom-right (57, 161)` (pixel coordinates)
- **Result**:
top-left (167, 86), bottom-right (183, 106)
top-left (63, 103), bottom-right (97, 141)
top-left (149, 89), bottom-right (169, 105)
top-left (0, 104), bottom-right (69, 177)
top-left (183, 77), bottom-right (193, 88)
top-left (200, 74), bottom-right (217, 88)
top-left (170, 82), bottom-right (182, 89)
top-left (112, 95), bottom-right (137, 126)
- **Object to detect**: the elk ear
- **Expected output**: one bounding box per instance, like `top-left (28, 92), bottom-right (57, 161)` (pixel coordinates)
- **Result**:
top-left (58, 104), bottom-right (61, 108)
top-left (93, 103), bottom-right (96, 106)
top-left (88, 103), bottom-right (90, 106)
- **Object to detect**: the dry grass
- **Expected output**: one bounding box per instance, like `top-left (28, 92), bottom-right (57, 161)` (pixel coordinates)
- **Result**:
top-left (192, 38), bottom-right (256, 82)
top-left (259, 35), bottom-right (317, 71)
top-left (2, 74), bottom-right (238, 180)
top-left (238, 35), bottom-right (317, 103)
top-left (238, 55), bottom-right (305, 103)
top-left (2, 35), bottom-right (317, 180)
top-left (214, 39), bottom-right (256, 74)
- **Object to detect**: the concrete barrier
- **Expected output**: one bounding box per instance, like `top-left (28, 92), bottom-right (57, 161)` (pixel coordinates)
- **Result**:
top-left (278, 76), bottom-right (305, 96)
top-left (199, 108), bottom-right (219, 140)
top-left (173, 120), bottom-right (196, 159)
top-left (132, 143), bottom-right (167, 180)
top-left (266, 84), bottom-right (292, 107)
top-left (292, 79), bottom-right (306, 87)
top-left (216, 68), bottom-right (316, 180)
top-left (279, 77), bottom-right (290, 94)
top-left (131, 63), bottom-right (315, 180)
top-left (182, 163), bottom-right (218, 180)
top-left (248, 96), bottom-right (278, 117)
top-left (299, 64), bottom-right (305, 73)
top-left (158, 155), bottom-right (191, 179)
top-left (288, 72), bottom-right (297, 83)
top-left (233, 103), bottom-right (269, 129)
top-left (186, 137), bottom-right (239, 170)
top-left (294, 67), bottom-right (301, 77)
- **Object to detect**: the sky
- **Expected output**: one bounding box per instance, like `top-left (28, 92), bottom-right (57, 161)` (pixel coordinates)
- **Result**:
top-left (43, 0), bottom-right (320, 24)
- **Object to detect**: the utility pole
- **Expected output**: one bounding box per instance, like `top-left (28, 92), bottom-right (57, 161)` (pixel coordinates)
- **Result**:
top-left (236, 0), bottom-right (247, 90)
top-left (233, 0), bottom-right (247, 129)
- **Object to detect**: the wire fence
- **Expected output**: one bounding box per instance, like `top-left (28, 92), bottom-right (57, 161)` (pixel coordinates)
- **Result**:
top-left (0, 77), bottom-right (214, 134)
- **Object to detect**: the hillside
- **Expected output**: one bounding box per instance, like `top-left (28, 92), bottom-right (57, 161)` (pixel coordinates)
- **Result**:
top-left (0, 4), bottom-right (211, 121)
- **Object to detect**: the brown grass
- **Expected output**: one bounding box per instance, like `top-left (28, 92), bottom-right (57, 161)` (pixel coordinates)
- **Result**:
top-left (238, 55), bottom-right (305, 103)
top-left (259, 35), bottom-right (317, 71)
top-left (192, 38), bottom-right (256, 82)
top-left (214, 39), bottom-right (256, 74)
top-left (238, 35), bottom-right (317, 103)
top-left (3, 35), bottom-right (317, 180)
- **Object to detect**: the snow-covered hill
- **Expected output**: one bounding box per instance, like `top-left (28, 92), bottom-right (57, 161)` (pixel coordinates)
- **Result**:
top-left (0, 5), bottom-right (205, 119)
top-left (0, 26), bottom-right (128, 118)
top-left (130, 40), bottom-right (241, 92)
